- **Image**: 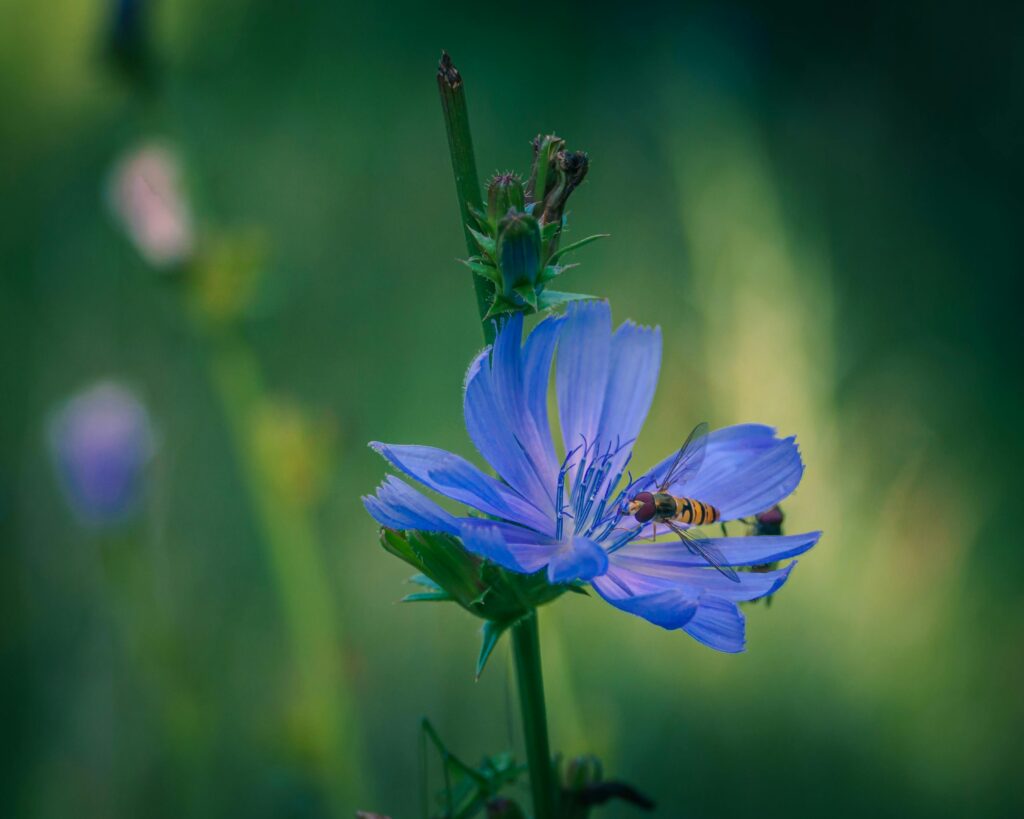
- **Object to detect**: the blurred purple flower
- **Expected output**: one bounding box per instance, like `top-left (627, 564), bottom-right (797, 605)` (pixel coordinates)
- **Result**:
top-left (48, 381), bottom-right (156, 525)
top-left (364, 301), bottom-right (819, 652)
top-left (107, 142), bottom-right (195, 269)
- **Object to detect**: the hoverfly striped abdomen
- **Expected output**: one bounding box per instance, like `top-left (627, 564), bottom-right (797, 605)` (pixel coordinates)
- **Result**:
top-left (673, 496), bottom-right (720, 526)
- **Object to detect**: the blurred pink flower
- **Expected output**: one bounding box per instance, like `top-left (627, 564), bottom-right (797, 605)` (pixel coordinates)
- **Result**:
top-left (108, 142), bottom-right (195, 268)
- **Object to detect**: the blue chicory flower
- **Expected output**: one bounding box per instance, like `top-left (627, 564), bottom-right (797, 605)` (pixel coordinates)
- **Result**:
top-left (364, 301), bottom-right (819, 652)
top-left (48, 381), bottom-right (156, 525)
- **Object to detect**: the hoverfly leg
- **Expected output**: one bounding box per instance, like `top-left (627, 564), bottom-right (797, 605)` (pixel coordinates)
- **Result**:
top-left (720, 522), bottom-right (729, 537)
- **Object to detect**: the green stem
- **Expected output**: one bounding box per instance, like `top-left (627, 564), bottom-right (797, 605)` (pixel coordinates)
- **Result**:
top-left (512, 611), bottom-right (556, 819)
top-left (439, 51), bottom-right (555, 814)
top-left (436, 50), bottom-right (495, 343)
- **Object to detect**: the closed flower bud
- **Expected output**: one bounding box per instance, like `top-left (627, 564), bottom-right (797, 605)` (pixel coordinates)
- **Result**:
top-left (496, 210), bottom-right (542, 297)
top-left (526, 133), bottom-right (565, 205)
top-left (540, 150), bottom-right (589, 226)
top-left (487, 172), bottom-right (525, 227)
top-left (754, 504), bottom-right (784, 536)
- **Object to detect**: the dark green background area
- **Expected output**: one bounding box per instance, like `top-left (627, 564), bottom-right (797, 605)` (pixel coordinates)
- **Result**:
top-left (1, 2), bottom-right (1021, 817)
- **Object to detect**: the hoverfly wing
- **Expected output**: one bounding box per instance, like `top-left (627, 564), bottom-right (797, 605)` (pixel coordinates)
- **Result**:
top-left (665, 519), bottom-right (740, 583)
top-left (657, 422), bottom-right (709, 492)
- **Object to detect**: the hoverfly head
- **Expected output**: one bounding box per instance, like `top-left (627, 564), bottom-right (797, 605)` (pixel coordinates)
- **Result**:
top-left (628, 491), bottom-right (657, 523)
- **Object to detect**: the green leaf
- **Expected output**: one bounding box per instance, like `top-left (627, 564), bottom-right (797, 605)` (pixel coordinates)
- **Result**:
top-left (467, 204), bottom-right (491, 232)
top-left (547, 233), bottom-right (610, 265)
top-left (538, 290), bottom-right (597, 310)
top-left (476, 620), bottom-right (509, 679)
top-left (402, 591), bottom-right (455, 603)
top-left (460, 257), bottom-right (501, 284)
top-left (380, 528), bottom-right (425, 571)
top-left (409, 573), bottom-right (443, 590)
top-left (467, 225), bottom-right (496, 258)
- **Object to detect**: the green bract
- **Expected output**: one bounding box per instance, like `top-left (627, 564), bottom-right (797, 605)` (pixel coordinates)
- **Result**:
top-left (380, 528), bottom-right (583, 677)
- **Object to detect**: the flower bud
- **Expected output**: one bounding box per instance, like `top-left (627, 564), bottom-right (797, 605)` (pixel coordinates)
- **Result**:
top-left (48, 381), bottom-right (156, 526)
top-left (526, 133), bottom-right (565, 205)
top-left (540, 150), bottom-right (590, 226)
top-left (753, 504), bottom-right (784, 536)
top-left (496, 210), bottom-right (542, 297)
top-left (487, 172), bottom-right (525, 227)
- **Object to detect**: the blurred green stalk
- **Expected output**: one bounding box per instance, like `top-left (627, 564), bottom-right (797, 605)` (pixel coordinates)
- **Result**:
top-left (438, 52), bottom-right (556, 818)
top-left (200, 325), bottom-right (365, 811)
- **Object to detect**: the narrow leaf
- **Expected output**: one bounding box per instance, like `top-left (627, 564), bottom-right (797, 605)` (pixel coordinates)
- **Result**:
top-left (402, 591), bottom-right (455, 603)
top-left (539, 262), bottom-right (579, 283)
top-left (459, 257), bottom-right (501, 284)
top-left (467, 204), bottom-right (491, 231)
top-left (538, 290), bottom-right (597, 310)
top-left (547, 233), bottom-right (610, 265)
top-left (467, 225), bottom-right (496, 257)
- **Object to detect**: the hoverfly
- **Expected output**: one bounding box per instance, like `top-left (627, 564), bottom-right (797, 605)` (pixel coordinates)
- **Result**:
top-left (625, 422), bottom-right (740, 582)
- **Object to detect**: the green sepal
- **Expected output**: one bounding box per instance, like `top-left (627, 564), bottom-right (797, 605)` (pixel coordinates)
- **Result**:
top-left (467, 204), bottom-right (492, 232)
top-left (563, 583), bottom-right (590, 596)
top-left (512, 283), bottom-right (539, 310)
top-left (538, 290), bottom-right (596, 310)
top-left (538, 262), bottom-right (578, 283)
top-left (467, 225), bottom-right (496, 258)
top-left (540, 220), bottom-right (561, 245)
top-left (483, 294), bottom-right (528, 320)
top-left (476, 620), bottom-right (508, 679)
top-left (547, 233), bottom-right (610, 266)
top-left (379, 528), bottom-right (571, 623)
top-left (460, 257), bottom-right (501, 284)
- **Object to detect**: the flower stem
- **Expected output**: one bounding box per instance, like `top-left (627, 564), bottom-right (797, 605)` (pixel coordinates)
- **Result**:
top-left (436, 50), bottom-right (495, 343)
top-left (512, 610), bottom-right (556, 819)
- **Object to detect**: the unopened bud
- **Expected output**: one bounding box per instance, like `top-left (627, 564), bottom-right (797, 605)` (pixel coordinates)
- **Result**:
top-left (540, 150), bottom-right (589, 226)
top-left (526, 133), bottom-right (565, 205)
top-left (754, 505), bottom-right (784, 536)
top-left (487, 172), bottom-right (525, 226)
top-left (496, 210), bottom-right (542, 295)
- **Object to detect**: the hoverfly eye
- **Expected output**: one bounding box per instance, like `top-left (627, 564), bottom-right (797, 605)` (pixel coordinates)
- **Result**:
top-left (633, 491), bottom-right (656, 523)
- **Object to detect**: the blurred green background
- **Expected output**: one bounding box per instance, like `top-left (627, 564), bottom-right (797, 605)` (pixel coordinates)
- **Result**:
top-left (2, 1), bottom-right (1021, 817)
